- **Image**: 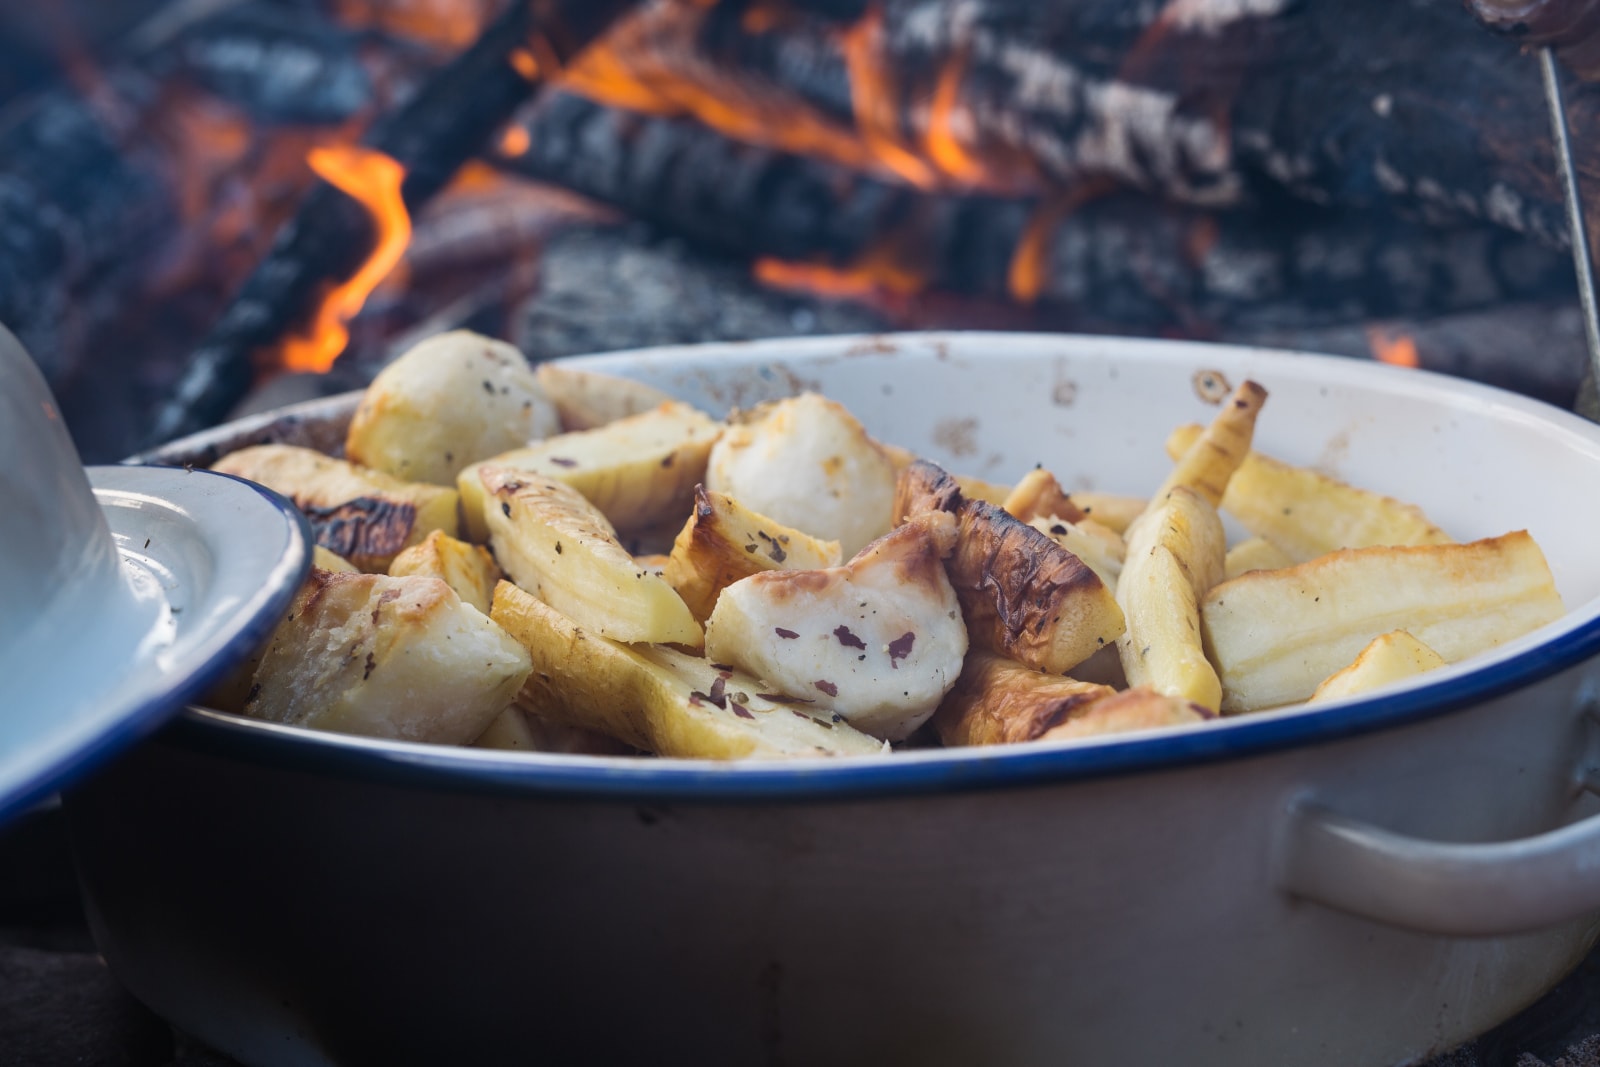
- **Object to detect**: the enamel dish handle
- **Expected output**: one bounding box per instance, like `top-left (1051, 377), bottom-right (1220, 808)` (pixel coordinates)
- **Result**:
top-left (1280, 788), bottom-right (1600, 936)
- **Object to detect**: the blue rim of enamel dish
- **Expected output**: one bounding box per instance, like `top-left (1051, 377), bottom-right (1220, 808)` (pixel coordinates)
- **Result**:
top-left (2, 471), bottom-right (311, 825)
top-left (141, 332), bottom-right (1600, 803)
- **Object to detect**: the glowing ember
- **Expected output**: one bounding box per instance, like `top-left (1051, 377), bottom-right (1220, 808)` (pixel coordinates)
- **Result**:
top-left (1366, 326), bottom-right (1421, 368)
top-left (498, 124), bottom-right (532, 157)
top-left (279, 146), bottom-right (412, 373)
top-left (753, 251), bottom-right (926, 302)
top-left (333, 0), bottom-right (496, 50)
top-left (509, 47), bottom-right (540, 81)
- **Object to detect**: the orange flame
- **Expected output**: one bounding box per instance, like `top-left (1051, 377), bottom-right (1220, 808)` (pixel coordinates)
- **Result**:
top-left (279, 146), bottom-right (412, 373)
top-left (1366, 326), bottom-right (1421, 368)
top-left (332, 0), bottom-right (495, 50)
top-left (840, 7), bottom-right (937, 190)
top-left (498, 124), bottom-right (532, 157)
top-left (1007, 182), bottom-right (1114, 305)
top-left (924, 49), bottom-right (988, 186)
top-left (753, 244), bottom-right (928, 303)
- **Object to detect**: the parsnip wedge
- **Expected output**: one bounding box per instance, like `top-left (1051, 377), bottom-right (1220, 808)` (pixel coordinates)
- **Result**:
top-left (1003, 468), bottom-right (1087, 524)
top-left (1028, 516), bottom-right (1125, 588)
top-left (458, 401), bottom-right (721, 541)
top-left (704, 514), bottom-right (967, 742)
top-left (246, 569), bottom-right (531, 744)
top-left (535, 363), bottom-right (678, 432)
top-left (1166, 424), bottom-right (1453, 560)
top-left (1037, 687), bottom-right (1213, 742)
top-left (1116, 487), bottom-right (1227, 712)
top-left (1308, 630), bottom-right (1446, 704)
top-left (1201, 531), bottom-right (1563, 712)
top-left (212, 444), bottom-right (458, 571)
top-left (707, 393), bottom-right (896, 556)
top-left (896, 460), bottom-right (1125, 675)
top-left (490, 582), bottom-right (884, 759)
top-left (933, 652), bottom-right (1113, 746)
top-left (665, 486), bottom-right (842, 622)
top-left (1069, 492), bottom-right (1146, 535)
top-left (1223, 537), bottom-right (1294, 581)
top-left (388, 530), bottom-right (501, 614)
top-left (879, 443), bottom-right (1012, 505)
top-left (312, 546), bottom-right (358, 573)
top-left (345, 330), bottom-right (558, 484)
top-left (1151, 379), bottom-right (1267, 510)
top-left (480, 467), bottom-right (701, 646)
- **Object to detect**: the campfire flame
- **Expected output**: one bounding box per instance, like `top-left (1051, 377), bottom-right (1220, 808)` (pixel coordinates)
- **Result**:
top-left (279, 146), bottom-right (413, 373)
top-left (753, 245), bottom-right (928, 305)
top-left (1366, 326), bottom-right (1421, 368)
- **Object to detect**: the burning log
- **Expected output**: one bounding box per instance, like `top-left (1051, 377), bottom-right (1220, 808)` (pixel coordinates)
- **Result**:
top-left (146, 0), bottom-right (637, 447)
top-left (499, 92), bottom-right (1575, 331)
top-left (555, 0), bottom-right (1600, 251)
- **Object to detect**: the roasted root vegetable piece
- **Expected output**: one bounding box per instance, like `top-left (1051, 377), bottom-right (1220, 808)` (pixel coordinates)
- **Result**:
top-left (490, 582), bottom-right (885, 758)
top-left (896, 461), bottom-right (1125, 675)
top-left (312, 546), bottom-right (358, 573)
top-left (1116, 487), bottom-right (1227, 712)
top-left (665, 486), bottom-right (842, 622)
top-left (1151, 379), bottom-right (1268, 510)
top-left (879, 443), bottom-right (1013, 506)
top-left (211, 444), bottom-right (458, 572)
top-left (534, 363), bottom-right (677, 432)
top-left (1037, 686), bottom-right (1212, 742)
top-left (1069, 492), bottom-right (1146, 535)
top-left (344, 330), bottom-right (558, 485)
top-left (1308, 630), bottom-right (1446, 705)
top-left (1223, 537), bottom-right (1294, 581)
top-left (472, 703), bottom-right (633, 754)
top-left (388, 530), bottom-right (501, 614)
top-left (245, 570), bottom-right (531, 744)
top-left (480, 467), bottom-right (701, 646)
top-left (1201, 531), bottom-right (1563, 712)
top-left (703, 513), bottom-right (967, 742)
top-left (1028, 517), bottom-right (1125, 588)
top-left (1166, 424), bottom-right (1453, 561)
top-left (458, 401), bottom-right (720, 541)
top-left (933, 652), bottom-right (1113, 746)
top-left (707, 393), bottom-right (896, 557)
top-left (1003, 468), bottom-right (1087, 524)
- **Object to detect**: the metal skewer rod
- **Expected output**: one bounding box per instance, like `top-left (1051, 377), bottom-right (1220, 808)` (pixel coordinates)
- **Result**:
top-left (1539, 48), bottom-right (1600, 413)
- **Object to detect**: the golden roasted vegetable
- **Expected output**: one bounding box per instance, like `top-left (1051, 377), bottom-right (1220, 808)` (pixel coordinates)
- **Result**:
top-left (1202, 531), bottom-right (1563, 712)
top-left (245, 570), bottom-right (531, 744)
top-left (897, 461), bottom-right (1125, 674)
top-left (345, 330), bottom-right (558, 485)
top-left (1028, 516), bottom-right (1125, 588)
top-left (534, 363), bottom-right (677, 432)
top-left (707, 392), bottom-right (897, 556)
top-left (1003, 468), bottom-right (1086, 524)
top-left (312, 546), bottom-right (358, 573)
top-left (1038, 686), bottom-right (1212, 742)
top-left (388, 530), bottom-right (501, 614)
top-left (1308, 630), bottom-right (1446, 704)
top-left (1166, 424), bottom-right (1453, 561)
top-left (211, 444), bottom-right (458, 571)
top-left (1068, 492), bottom-right (1146, 535)
top-left (458, 401), bottom-right (721, 541)
top-left (665, 486), bottom-right (842, 622)
top-left (490, 581), bottom-right (884, 758)
top-left (480, 467), bottom-right (701, 646)
top-left (933, 652), bottom-right (1113, 746)
top-left (1223, 537), bottom-right (1294, 581)
top-left (472, 703), bottom-right (632, 754)
top-left (1116, 487), bottom-right (1227, 712)
top-left (878, 443), bottom-right (1012, 506)
top-left (703, 513), bottom-right (967, 741)
top-left (1152, 379), bottom-right (1267, 509)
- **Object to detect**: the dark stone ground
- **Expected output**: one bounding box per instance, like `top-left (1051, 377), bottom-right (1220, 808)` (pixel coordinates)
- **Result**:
top-left (3, 803), bottom-right (1597, 1067)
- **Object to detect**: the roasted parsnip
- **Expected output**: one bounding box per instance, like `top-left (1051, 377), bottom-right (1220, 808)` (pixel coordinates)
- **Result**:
top-left (1002, 468), bottom-right (1087, 524)
top-left (1068, 492), bottom-right (1146, 535)
top-left (879, 443), bottom-right (1013, 506)
top-left (345, 330), bottom-right (558, 485)
top-left (312, 546), bottom-right (358, 573)
top-left (491, 582), bottom-right (884, 758)
top-left (480, 467), bottom-right (701, 646)
top-left (388, 530), bottom-right (501, 614)
top-left (1223, 537), bottom-right (1294, 581)
top-left (1038, 687), bottom-right (1212, 742)
top-left (1165, 424), bottom-right (1453, 560)
top-left (472, 703), bottom-right (633, 754)
top-left (458, 401), bottom-right (721, 541)
top-left (1116, 487), bottom-right (1227, 712)
top-left (211, 444), bottom-right (458, 571)
top-left (707, 392), bottom-right (897, 556)
top-left (1308, 630), bottom-right (1445, 704)
top-left (703, 513), bottom-right (968, 741)
top-left (1151, 379), bottom-right (1268, 509)
top-left (245, 569), bottom-right (531, 744)
top-left (534, 363), bottom-right (677, 432)
top-left (664, 486), bottom-right (842, 622)
top-left (897, 461), bottom-right (1126, 675)
top-left (1202, 531), bottom-right (1563, 712)
top-left (933, 652), bottom-right (1113, 746)
top-left (1028, 516), bottom-right (1125, 588)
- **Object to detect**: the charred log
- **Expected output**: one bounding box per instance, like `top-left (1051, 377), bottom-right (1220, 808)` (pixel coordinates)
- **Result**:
top-left (499, 92), bottom-right (1574, 331)
top-left (146, 0), bottom-right (636, 447)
